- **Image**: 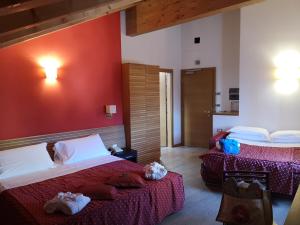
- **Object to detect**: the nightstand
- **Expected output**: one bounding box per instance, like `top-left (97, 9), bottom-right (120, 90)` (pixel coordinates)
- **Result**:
top-left (112, 148), bottom-right (137, 163)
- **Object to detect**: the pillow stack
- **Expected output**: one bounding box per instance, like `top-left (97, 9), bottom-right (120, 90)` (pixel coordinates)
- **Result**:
top-left (0, 134), bottom-right (112, 179)
top-left (227, 126), bottom-right (300, 144)
top-left (54, 134), bottom-right (111, 164)
top-left (270, 130), bottom-right (300, 143)
top-left (0, 143), bottom-right (54, 179)
top-left (227, 126), bottom-right (270, 142)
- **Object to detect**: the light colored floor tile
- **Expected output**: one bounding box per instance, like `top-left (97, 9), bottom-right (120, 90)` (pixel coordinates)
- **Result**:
top-left (159, 147), bottom-right (292, 225)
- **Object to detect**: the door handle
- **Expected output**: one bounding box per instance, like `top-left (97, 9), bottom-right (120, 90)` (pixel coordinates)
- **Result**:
top-left (203, 110), bottom-right (212, 117)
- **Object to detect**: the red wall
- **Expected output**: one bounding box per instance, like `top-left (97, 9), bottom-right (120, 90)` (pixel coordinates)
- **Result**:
top-left (0, 13), bottom-right (123, 140)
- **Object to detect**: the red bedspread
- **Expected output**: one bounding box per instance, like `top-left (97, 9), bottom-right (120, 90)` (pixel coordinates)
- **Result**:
top-left (0, 160), bottom-right (184, 225)
top-left (200, 144), bottom-right (300, 195)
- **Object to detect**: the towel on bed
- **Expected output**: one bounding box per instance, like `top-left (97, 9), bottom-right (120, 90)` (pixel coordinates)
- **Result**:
top-left (44, 192), bottom-right (90, 215)
top-left (144, 162), bottom-right (168, 180)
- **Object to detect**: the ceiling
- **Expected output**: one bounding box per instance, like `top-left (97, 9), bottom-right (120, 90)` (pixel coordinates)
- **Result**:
top-left (0, 0), bottom-right (262, 48)
top-left (0, 0), bottom-right (142, 48)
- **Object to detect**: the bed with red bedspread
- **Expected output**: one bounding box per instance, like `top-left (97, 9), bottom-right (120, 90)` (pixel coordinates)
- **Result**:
top-left (0, 160), bottom-right (184, 225)
top-left (200, 132), bottom-right (300, 196)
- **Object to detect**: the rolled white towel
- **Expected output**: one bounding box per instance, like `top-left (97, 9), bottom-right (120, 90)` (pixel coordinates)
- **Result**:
top-left (144, 162), bottom-right (168, 180)
top-left (44, 192), bottom-right (91, 215)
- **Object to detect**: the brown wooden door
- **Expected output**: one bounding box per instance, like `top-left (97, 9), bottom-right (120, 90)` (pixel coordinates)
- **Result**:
top-left (181, 68), bottom-right (215, 148)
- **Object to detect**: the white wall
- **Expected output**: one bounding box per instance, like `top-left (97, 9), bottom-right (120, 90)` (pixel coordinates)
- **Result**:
top-left (181, 11), bottom-right (240, 113)
top-left (213, 115), bottom-right (240, 133)
top-left (181, 11), bottom-right (241, 134)
top-left (120, 12), bottom-right (182, 144)
top-left (239, 0), bottom-right (300, 131)
top-left (181, 14), bottom-right (223, 109)
top-left (222, 11), bottom-right (240, 111)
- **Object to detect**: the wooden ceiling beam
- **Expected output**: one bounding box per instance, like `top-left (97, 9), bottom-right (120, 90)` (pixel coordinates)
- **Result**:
top-left (126, 0), bottom-right (263, 36)
top-left (0, 0), bottom-right (65, 16)
top-left (0, 0), bottom-right (143, 48)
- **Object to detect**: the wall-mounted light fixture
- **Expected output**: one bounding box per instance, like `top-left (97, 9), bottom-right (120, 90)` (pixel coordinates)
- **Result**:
top-left (38, 57), bottom-right (61, 84)
top-left (274, 50), bottom-right (300, 95)
top-left (106, 105), bottom-right (117, 118)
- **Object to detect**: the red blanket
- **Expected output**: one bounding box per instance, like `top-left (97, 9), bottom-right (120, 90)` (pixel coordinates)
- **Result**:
top-left (200, 144), bottom-right (300, 195)
top-left (0, 160), bottom-right (184, 225)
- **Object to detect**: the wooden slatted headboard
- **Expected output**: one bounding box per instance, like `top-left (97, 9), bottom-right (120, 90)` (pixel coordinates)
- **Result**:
top-left (0, 125), bottom-right (126, 156)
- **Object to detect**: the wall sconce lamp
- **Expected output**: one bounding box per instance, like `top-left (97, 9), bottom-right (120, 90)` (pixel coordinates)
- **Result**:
top-left (39, 57), bottom-right (61, 84)
top-left (274, 50), bottom-right (300, 95)
top-left (106, 105), bottom-right (117, 118)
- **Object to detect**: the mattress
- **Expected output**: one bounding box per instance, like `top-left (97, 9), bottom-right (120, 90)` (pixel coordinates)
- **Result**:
top-left (0, 157), bottom-right (185, 225)
top-left (0, 155), bottom-right (122, 192)
top-left (200, 144), bottom-right (300, 195)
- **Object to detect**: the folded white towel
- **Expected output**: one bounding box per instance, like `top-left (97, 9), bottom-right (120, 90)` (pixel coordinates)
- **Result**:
top-left (44, 192), bottom-right (91, 215)
top-left (144, 162), bottom-right (168, 180)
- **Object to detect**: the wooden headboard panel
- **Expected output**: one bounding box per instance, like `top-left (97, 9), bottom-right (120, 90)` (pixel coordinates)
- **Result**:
top-left (0, 125), bottom-right (126, 154)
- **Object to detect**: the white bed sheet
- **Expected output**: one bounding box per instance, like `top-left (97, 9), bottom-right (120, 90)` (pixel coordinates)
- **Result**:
top-left (228, 137), bottom-right (300, 148)
top-left (0, 155), bottom-right (123, 193)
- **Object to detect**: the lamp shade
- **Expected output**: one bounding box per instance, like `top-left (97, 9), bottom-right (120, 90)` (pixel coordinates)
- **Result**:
top-left (106, 105), bottom-right (117, 114)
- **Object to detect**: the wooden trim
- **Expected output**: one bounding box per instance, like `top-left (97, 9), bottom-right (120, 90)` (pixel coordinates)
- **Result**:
top-left (122, 64), bottom-right (131, 149)
top-left (212, 68), bottom-right (216, 135)
top-left (159, 68), bottom-right (173, 73)
top-left (213, 112), bottom-right (239, 116)
top-left (0, 125), bottom-right (125, 157)
top-left (170, 70), bottom-right (174, 148)
top-left (126, 0), bottom-right (263, 36)
top-left (181, 70), bottom-right (184, 146)
top-left (125, 5), bottom-right (137, 35)
top-left (159, 68), bottom-right (174, 148)
top-left (181, 67), bottom-right (216, 147)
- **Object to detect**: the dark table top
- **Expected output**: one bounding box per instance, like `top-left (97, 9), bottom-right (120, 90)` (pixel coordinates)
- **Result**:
top-left (284, 185), bottom-right (300, 225)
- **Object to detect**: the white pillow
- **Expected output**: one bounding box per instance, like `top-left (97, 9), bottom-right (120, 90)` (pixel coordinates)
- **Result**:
top-left (228, 126), bottom-right (270, 142)
top-left (271, 130), bottom-right (300, 143)
top-left (0, 143), bottom-right (54, 179)
top-left (227, 133), bottom-right (270, 142)
top-left (54, 134), bottom-right (110, 164)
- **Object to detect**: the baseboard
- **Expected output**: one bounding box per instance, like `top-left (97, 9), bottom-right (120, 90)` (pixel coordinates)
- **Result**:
top-left (173, 143), bottom-right (183, 147)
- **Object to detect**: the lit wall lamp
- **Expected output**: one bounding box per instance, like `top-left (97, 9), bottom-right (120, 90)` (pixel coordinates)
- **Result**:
top-left (106, 105), bottom-right (117, 118)
top-left (39, 57), bottom-right (61, 84)
top-left (274, 50), bottom-right (300, 95)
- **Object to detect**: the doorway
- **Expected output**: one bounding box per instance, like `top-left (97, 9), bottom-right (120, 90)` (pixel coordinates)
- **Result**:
top-left (160, 69), bottom-right (173, 147)
top-left (181, 68), bottom-right (215, 148)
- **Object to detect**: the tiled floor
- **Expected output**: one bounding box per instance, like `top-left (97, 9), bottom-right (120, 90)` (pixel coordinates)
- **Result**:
top-left (159, 146), bottom-right (292, 225)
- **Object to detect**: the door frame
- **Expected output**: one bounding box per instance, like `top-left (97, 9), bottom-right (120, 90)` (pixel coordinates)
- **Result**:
top-left (160, 68), bottom-right (174, 147)
top-left (181, 67), bottom-right (216, 146)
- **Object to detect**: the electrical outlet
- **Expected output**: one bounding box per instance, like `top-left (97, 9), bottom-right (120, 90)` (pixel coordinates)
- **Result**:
top-left (217, 129), bottom-right (223, 132)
